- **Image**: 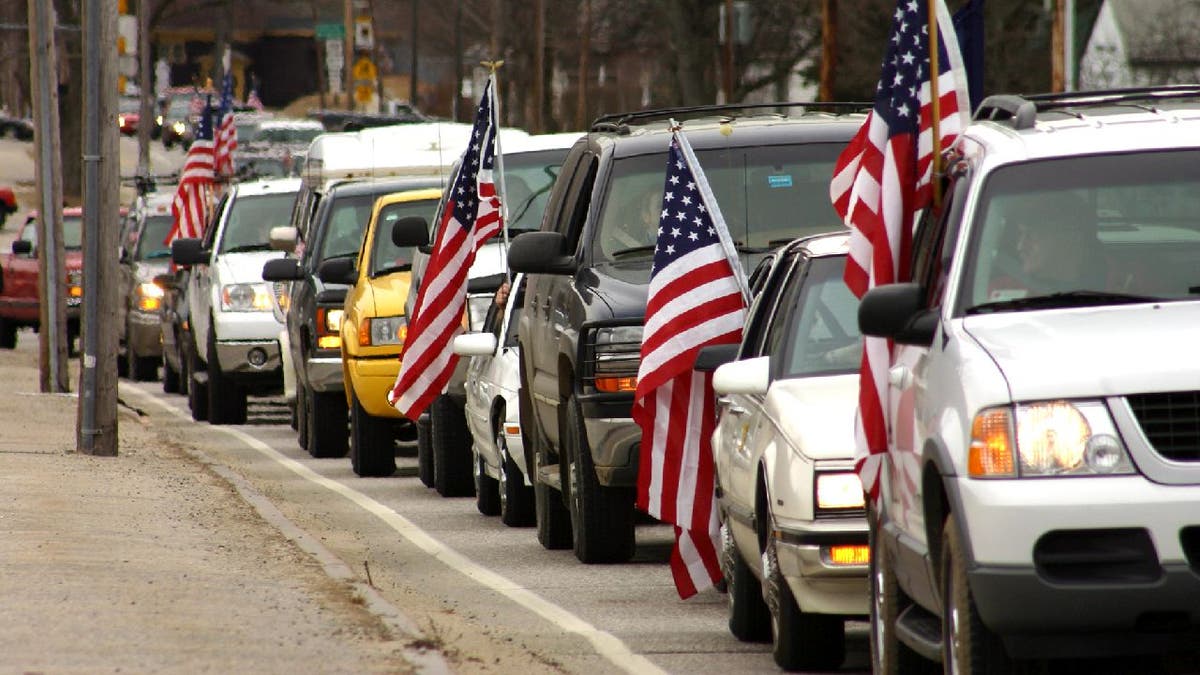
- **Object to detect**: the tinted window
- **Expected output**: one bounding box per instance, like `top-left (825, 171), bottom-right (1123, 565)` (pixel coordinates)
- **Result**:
top-left (501, 149), bottom-right (568, 233)
top-left (219, 192), bottom-right (298, 253)
top-left (778, 255), bottom-right (860, 378)
top-left (369, 197), bottom-right (440, 276)
top-left (319, 192), bottom-right (387, 262)
top-left (136, 215), bottom-right (174, 260)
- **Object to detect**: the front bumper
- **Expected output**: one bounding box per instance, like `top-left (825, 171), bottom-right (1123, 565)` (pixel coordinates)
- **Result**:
top-left (306, 353), bottom-right (344, 393)
top-left (347, 355), bottom-right (403, 419)
top-left (774, 522), bottom-right (870, 616)
top-left (216, 339), bottom-right (281, 377)
top-left (127, 310), bottom-right (162, 356)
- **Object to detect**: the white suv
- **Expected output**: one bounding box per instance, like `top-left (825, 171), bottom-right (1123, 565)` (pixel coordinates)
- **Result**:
top-left (859, 87), bottom-right (1200, 672)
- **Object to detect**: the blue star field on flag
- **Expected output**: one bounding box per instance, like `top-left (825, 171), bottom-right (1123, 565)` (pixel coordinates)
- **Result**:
top-left (449, 81), bottom-right (497, 231)
top-left (650, 138), bottom-right (721, 277)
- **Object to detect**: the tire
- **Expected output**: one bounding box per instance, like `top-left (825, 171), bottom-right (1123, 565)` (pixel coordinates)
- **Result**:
top-left (475, 451), bottom-right (501, 516)
top-left (161, 353), bottom-right (180, 393)
top-left (533, 440), bottom-right (572, 550)
top-left (0, 318), bottom-right (16, 349)
top-left (431, 394), bottom-right (474, 497)
top-left (187, 345), bottom-right (208, 422)
top-left (350, 390), bottom-right (395, 477)
top-left (764, 534), bottom-right (845, 671)
top-left (118, 346), bottom-right (130, 378)
top-left (128, 340), bottom-right (157, 383)
top-left (176, 341), bottom-right (189, 396)
top-left (563, 395), bottom-right (635, 564)
top-left (499, 433), bottom-right (535, 527)
top-left (942, 514), bottom-right (1012, 674)
top-left (306, 387), bottom-right (348, 458)
top-left (721, 521), bottom-right (771, 642)
top-left (416, 413), bottom-right (434, 487)
top-left (296, 385), bottom-right (309, 452)
top-left (206, 331), bottom-right (247, 425)
top-left (870, 512), bottom-right (936, 674)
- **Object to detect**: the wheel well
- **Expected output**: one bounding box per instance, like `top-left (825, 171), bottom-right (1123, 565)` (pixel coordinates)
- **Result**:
top-left (755, 463), bottom-right (770, 553)
top-left (921, 457), bottom-right (950, 586)
top-left (489, 397), bottom-right (505, 439)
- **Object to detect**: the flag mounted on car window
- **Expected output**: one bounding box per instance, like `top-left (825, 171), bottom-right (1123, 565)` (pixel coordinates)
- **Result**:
top-left (388, 77), bottom-right (503, 420)
top-left (828, 0), bottom-right (971, 503)
top-left (165, 96), bottom-right (215, 245)
top-left (632, 130), bottom-right (749, 599)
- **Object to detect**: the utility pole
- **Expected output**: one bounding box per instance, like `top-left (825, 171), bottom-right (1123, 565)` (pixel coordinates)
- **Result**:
top-left (722, 0), bottom-right (734, 103)
top-left (819, 0), bottom-right (837, 101)
top-left (410, 0), bottom-right (418, 107)
top-left (79, 0), bottom-right (120, 456)
top-left (532, 0), bottom-right (544, 132)
top-left (1051, 0), bottom-right (1065, 91)
top-left (575, 0), bottom-right (590, 130)
top-left (344, 0), bottom-right (354, 110)
top-left (136, 0), bottom-right (152, 180)
top-left (28, 0), bottom-right (68, 393)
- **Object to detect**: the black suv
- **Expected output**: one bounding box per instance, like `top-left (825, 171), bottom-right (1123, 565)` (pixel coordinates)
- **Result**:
top-left (507, 104), bottom-right (864, 563)
top-left (263, 176), bottom-right (443, 458)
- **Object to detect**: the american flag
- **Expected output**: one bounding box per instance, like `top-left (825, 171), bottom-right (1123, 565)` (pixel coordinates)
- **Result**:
top-left (828, 0), bottom-right (971, 501)
top-left (165, 97), bottom-right (215, 245)
top-left (388, 77), bottom-right (503, 419)
top-left (632, 131), bottom-right (748, 599)
top-left (214, 71), bottom-right (237, 177)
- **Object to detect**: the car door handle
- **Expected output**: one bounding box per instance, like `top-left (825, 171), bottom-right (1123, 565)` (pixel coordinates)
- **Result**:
top-left (888, 365), bottom-right (912, 389)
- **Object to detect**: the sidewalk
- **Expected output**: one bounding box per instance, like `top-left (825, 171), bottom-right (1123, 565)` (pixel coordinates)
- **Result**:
top-left (0, 334), bottom-right (437, 673)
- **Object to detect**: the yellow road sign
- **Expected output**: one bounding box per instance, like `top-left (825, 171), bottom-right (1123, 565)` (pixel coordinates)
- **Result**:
top-left (353, 57), bottom-right (377, 82)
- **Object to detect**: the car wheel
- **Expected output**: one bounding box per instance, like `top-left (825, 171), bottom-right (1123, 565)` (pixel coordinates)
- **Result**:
top-left (870, 509), bottom-right (936, 674)
top-left (176, 340), bottom-right (189, 396)
top-left (564, 395), bottom-right (635, 564)
top-left (206, 331), bottom-right (246, 425)
top-left (942, 513), bottom-right (1012, 675)
top-left (186, 344), bottom-right (208, 422)
top-left (118, 346), bottom-right (130, 378)
top-left (128, 340), bottom-right (157, 382)
top-left (416, 413), bottom-right (434, 487)
top-left (431, 394), bottom-right (474, 497)
top-left (721, 521), bottom-right (771, 642)
top-left (499, 432), bottom-right (535, 527)
top-left (349, 389), bottom-right (395, 477)
top-left (0, 318), bottom-right (16, 349)
top-left (533, 441), bottom-right (572, 550)
top-left (763, 533), bottom-right (845, 670)
top-left (306, 387), bottom-right (348, 458)
top-left (475, 451), bottom-right (501, 516)
top-left (296, 384), bottom-right (309, 452)
top-left (161, 352), bottom-right (180, 393)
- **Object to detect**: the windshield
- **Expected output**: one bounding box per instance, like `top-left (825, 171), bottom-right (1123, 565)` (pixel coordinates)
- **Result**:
top-left (593, 143), bottom-right (844, 264)
top-left (137, 215), bottom-right (174, 260)
top-left (23, 215), bottom-right (84, 250)
top-left (369, 197), bottom-right (440, 276)
top-left (319, 192), bottom-right (389, 262)
top-left (779, 255), bottom-right (861, 378)
top-left (251, 126), bottom-right (324, 146)
top-left (501, 149), bottom-right (567, 232)
top-left (218, 192), bottom-right (298, 253)
top-left (959, 150), bottom-right (1200, 314)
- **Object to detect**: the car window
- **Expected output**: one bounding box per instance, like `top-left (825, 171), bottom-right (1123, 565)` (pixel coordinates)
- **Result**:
top-left (136, 215), bottom-right (174, 260)
top-left (252, 126), bottom-right (323, 145)
top-left (318, 192), bottom-right (385, 262)
top-left (62, 216), bottom-right (83, 249)
top-left (740, 249), bottom-right (800, 358)
top-left (500, 149), bottom-right (567, 233)
top-left (368, 197), bottom-right (439, 277)
top-left (778, 255), bottom-right (861, 378)
top-left (593, 143), bottom-right (845, 264)
top-left (219, 192), bottom-right (298, 253)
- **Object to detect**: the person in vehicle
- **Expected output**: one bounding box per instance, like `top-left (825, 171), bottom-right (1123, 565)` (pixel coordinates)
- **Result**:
top-left (602, 189), bottom-right (661, 257)
top-left (986, 193), bottom-right (1107, 301)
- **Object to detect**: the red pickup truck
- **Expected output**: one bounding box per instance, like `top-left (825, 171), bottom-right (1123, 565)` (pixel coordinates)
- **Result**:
top-left (0, 208), bottom-right (84, 349)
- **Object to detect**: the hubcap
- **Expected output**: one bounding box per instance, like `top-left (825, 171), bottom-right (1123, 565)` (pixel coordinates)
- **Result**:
top-left (873, 560), bottom-right (886, 670)
top-left (948, 572), bottom-right (962, 674)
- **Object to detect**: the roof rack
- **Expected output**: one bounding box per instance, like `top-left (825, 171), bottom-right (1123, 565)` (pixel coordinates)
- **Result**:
top-left (589, 101), bottom-right (870, 133)
top-left (975, 85), bottom-right (1200, 130)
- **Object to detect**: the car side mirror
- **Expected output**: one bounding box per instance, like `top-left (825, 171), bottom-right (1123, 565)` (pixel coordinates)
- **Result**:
top-left (858, 282), bottom-right (937, 347)
top-left (317, 257), bottom-right (356, 285)
top-left (152, 273), bottom-right (177, 290)
top-left (693, 343), bottom-right (739, 373)
top-left (507, 231), bottom-right (575, 275)
top-left (713, 355), bottom-right (770, 396)
top-left (391, 216), bottom-right (429, 249)
top-left (170, 238), bottom-right (208, 266)
top-left (269, 226), bottom-right (298, 252)
top-left (452, 332), bottom-right (498, 357)
top-left (11, 239), bottom-right (32, 256)
top-left (261, 257), bottom-right (303, 282)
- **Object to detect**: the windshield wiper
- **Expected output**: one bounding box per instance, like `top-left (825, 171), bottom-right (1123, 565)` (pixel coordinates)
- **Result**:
top-left (372, 263), bottom-right (412, 276)
top-left (610, 244), bottom-right (657, 258)
top-left (966, 290), bottom-right (1163, 315)
top-left (223, 243), bottom-right (272, 253)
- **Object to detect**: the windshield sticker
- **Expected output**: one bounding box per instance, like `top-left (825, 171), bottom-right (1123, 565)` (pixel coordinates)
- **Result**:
top-left (767, 175), bottom-right (793, 188)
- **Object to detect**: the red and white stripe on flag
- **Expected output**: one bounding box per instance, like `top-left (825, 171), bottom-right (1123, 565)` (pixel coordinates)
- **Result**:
top-left (214, 113), bottom-right (237, 177)
top-left (828, 0), bottom-right (971, 502)
top-left (388, 79), bottom-right (502, 420)
top-left (633, 132), bottom-right (747, 599)
top-left (165, 138), bottom-right (215, 245)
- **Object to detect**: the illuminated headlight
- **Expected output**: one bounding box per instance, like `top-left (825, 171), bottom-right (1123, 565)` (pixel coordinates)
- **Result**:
top-left (815, 472), bottom-right (866, 511)
top-left (171, 121), bottom-right (185, 135)
top-left (324, 308), bottom-right (344, 333)
top-left (65, 270), bottom-right (83, 298)
top-left (362, 316), bottom-right (406, 346)
top-left (155, 114), bottom-right (163, 126)
top-left (135, 281), bottom-right (165, 312)
top-left (220, 283), bottom-right (273, 312)
top-left (588, 325), bottom-right (642, 393)
top-left (118, 114), bottom-right (126, 127)
top-left (968, 401), bottom-right (1135, 478)
top-left (466, 294), bottom-right (492, 332)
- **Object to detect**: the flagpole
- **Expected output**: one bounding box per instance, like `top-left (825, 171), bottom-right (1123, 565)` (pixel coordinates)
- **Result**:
top-left (483, 60), bottom-right (511, 281)
top-left (927, 0), bottom-right (943, 209)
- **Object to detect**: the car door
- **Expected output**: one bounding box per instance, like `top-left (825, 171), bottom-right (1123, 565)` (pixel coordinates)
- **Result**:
top-left (189, 190), bottom-right (231, 355)
top-left (464, 302), bottom-right (501, 453)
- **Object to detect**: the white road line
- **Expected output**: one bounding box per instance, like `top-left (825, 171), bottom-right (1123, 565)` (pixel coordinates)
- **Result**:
top-left (123, 384), bottom-right (667, 675)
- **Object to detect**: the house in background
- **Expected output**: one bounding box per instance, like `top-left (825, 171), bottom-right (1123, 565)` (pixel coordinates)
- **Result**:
top-left (1080, 0), bottom-right (1200, 88)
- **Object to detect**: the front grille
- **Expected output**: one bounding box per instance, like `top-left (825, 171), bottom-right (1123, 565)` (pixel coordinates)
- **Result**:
top-left (1126, 391), bottom-right (1200, 462)
top-left (1033, 528), bottom-right (1161, 584)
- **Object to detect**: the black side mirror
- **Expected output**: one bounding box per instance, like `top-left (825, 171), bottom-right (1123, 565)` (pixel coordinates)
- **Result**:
top-left (858, 282), bottom-right (937, 346)
top-left (507, 231), bottom-right (575, 275)
top-left (693, 343), bottom-right (740, 373)
top-left (391, 216), bottom-right (430, 249)
top-left (261, 257), bottom-right (303, 282)
top-left (317, 257), bottom-right (357, 285)
top-left (170, 238), bottom-right (208, 266)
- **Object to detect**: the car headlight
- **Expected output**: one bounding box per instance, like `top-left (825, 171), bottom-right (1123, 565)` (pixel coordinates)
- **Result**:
top-left (968, 401), bottom-right (1135, 478)
top-left (362, 316), bottom-right (407, 346)
top-left (316, 307), bottom-right (343, 350)
top-left (815, 472), bottom-right (866, 511)
top-left (171, 121), bottom-right (185, 134)
top-left (118, 114), bottom-right (126, 127)
top-left (220, 283), bottom-right (273, 312)
top-left (135, 281), bottom-right (165, 312)
top-left (66, 270), bottom-right (83, 298)
top-left (586, 325), bottom-right (643, 393)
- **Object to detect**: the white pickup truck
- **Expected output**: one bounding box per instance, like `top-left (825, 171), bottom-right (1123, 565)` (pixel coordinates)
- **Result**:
top-left (170, 177), bottom-right (301, 424)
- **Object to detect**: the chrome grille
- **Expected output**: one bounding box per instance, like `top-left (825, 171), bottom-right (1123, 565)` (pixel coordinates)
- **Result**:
top-left (1126, 391), bottom-right (1200, 462)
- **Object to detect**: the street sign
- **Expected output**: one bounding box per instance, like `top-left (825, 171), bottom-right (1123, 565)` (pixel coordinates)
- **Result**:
top-left (315, 22), bottom-right (344, 40)
top-left (352, 57), bottom-right (377, 82)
